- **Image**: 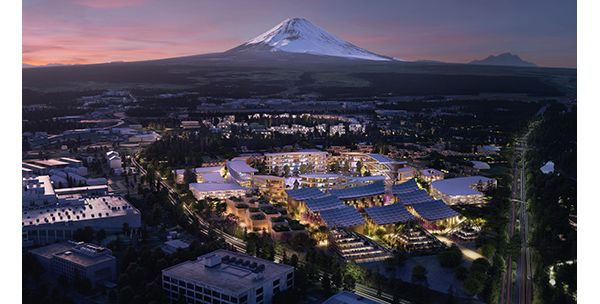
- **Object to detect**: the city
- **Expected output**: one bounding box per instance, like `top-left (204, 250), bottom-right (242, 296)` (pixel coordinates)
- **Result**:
top-left (15, 1), bottom-right (580, 304)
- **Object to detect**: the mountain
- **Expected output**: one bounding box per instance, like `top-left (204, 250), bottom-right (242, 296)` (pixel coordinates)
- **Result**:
top-left (469, 52), bottom-right (536, 67)
top-left (227, 17), bottom-right (391, 61)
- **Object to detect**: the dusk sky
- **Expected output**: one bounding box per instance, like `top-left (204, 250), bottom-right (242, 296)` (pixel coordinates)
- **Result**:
top-left (23, 0), bottom-right (576, 67)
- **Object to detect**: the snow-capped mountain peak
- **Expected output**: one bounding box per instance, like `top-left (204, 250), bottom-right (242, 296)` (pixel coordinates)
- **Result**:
top-left (230, 18), bottom-right (391, 61)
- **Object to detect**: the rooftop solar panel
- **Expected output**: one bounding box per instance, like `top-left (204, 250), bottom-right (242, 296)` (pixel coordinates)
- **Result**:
top-left (330, 181), bottom-right (385, 200)
top-left (319, 206), bottom-right (365, 227)
top-left (365, 203), bottom-right (415, 225)
top-left (304, 195), bottom-right (345, 212)
top-left (396, 189), bottom-right (433, 205)
top-left (411, 200), bottom-right (460, 221)
top-left (391, 179), bottom-right (419, 195)
top-left (286, 187), bottom-right (325, 201)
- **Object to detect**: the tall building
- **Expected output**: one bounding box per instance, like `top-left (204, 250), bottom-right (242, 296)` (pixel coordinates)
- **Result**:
top-left (162, 249), bottom-right (294, 304)
top-left (29, 241), bottom-right (117, 287)
top-left (263, 150), bottom-right (328, 175)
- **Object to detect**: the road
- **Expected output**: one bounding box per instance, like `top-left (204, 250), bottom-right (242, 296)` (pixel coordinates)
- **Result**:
top-left (131, 156), bottom-right (402, 303)
top-left (514, 133), bottom-right (533, 304)
top-left (499, 127), bottom-right (534, 304)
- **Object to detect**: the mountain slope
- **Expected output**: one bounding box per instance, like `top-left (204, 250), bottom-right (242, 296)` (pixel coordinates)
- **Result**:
top-left (227, 17), bottom-right (391, 61)
top-left (469, 52), bottom-right (536, 67)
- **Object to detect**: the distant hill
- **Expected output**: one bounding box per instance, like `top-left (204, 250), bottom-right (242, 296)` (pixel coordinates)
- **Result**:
top-left (469, 53), bottom-right (536, 67)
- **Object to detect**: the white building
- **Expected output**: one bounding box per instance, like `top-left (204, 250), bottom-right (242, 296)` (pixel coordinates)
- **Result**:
top-left (430, 176), bottom-right (497, 205)
top-left (22, 195), bottom-right (141, 246)
top-left (22, 175), bottom-right (57, 207)
top-left (264, 150), bottom-right (328, 175)
top-left (226, 160), bottom-right (257, 187)
top-left (189, 183), bottom-right (247, 200)
top-left (29, 241), bottom-right (117, 287)
top-left (162, 249), bottom-right (294, 304)
top-left (106, 151), bottom-right (123, 174)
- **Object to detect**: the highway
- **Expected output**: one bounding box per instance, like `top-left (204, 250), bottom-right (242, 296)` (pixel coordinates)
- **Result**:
top-left (131, 156), bottom-right (402, 303)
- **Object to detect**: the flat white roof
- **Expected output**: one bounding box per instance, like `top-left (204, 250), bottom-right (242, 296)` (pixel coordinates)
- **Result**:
top-left (226, 160), bottom-right (258, 173)
top-left (420, 168), bottom-right (443, 177)
top-left (189, 182), bottom-right (245, 193)
top-left (299, 173), bottom-right (342, 179)
top-left (162, 249), bottom-right (293, 295)
top-left (194, 166), bottom-right (223, 173)
top-left (264, 150), bottom-right (327, 156)
top-left (198, 172), bottom-right (226, 183)
top-left (471, 161), bottom-right (491, 170)
top-left (22, 195), bottom-right (140, 227)
top-left (431, 176), bottom-right (494, 196)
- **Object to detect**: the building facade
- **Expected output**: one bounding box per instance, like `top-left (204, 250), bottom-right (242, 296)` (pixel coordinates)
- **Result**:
top-left (162, 249), bottom-right (294, 304)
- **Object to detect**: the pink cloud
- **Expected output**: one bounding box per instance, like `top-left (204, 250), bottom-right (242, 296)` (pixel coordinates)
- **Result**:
top-left (70, 0), bottom-right (147, 9)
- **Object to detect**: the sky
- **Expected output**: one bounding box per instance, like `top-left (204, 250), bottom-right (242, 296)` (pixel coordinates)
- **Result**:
top-left (23, 0), bottom-right (577, 67)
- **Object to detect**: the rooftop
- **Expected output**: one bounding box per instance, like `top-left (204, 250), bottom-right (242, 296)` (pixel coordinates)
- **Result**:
top-left (22, 195), bottom-right (139, 227)
top-left (395, 189), bottom-right (433, 205)
top-left (304, 195), bottom-right (345, 212)
top-left (299, 173), bottom-right (343, 179)
top-left (30, 241), bottom-right (115, 267)
top-left (264, 150), bottom-right (328, 156)
top-left (330, 181), bottom-right (385, 200)
top-left (198, 172), bottom-right (226, 183)
top-left (367, 153), bottom-right (401, 164)
top-left (319, 205), bottom-right (365, 228)
top-left (285, 187), bottom-right (326, 201)
top-left (411, 200), bottom-right (460, 221)
top-left (162, 249), bottom-right (293, 295)
top-left (194, 166), bottom-right (223, 173)
top-left (420, 168), bottom-right (444, 177)
top-left (189, 182), bottom-right (245, 192)
top-left (226, 160), bottom-right (258, 173)
top-left (365, 203), bottom-right (415, 225)
top-left (391, 179), bottom-right (419, 195)
top-left (431, 176), bottom-right (495, 196)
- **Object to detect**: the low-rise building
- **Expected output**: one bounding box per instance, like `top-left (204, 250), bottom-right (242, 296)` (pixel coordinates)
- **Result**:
top-left (189, 182), bottom-right (247, 200)
top-left (419, 168), bottom-right (444, 183)
top-left (430, 176), bottom-right (497, 205)
top-left (162, 249), bottom-right (294, 304)
top-left (299, 173), bottom-right (348, 190)
top-left (22, 195), bottom-right (141, 246)
top-left (29, 241), bottom-right (117, 287)
top-left (252, 175), bottom-right (286, 203)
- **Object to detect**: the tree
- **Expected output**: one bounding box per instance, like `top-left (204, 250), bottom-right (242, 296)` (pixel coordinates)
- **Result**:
top-left (290, 254), bottom-right (299, 268)
top-left (412, 265), bottom-right (427, 283)
top-left (321, 273), bottom-right (332, 294)
top-left (342, 274), bottom-right (356, 291)
top-left (74, 226), bottom-right (95, 242)
top-left (464, 258), bottom-right (490, 295)
top-left (122, 222), bottom-right (131, 236)
top-left (331, 266), bottom-right (343, 290)
top-left (184, 168), bottom-right (196, 184)
top-left (94, 229), bottom-right (107, 243)
top-left (437, 244), bottom-right (463, 268)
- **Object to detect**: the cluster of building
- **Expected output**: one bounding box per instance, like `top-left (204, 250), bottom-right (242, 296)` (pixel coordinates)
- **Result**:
top-left (22, 155), bottom-right (141, 247)
top-left (171, 147), bottom-right (496, 259)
